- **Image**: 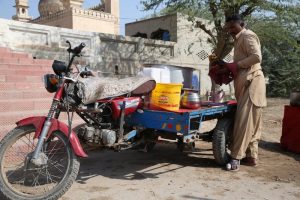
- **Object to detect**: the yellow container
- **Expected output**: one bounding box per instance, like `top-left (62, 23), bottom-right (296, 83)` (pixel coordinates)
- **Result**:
top-left (150, 83), bottom-right (183, 111)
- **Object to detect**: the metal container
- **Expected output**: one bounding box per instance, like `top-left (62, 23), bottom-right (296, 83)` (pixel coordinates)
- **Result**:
top-left (290, 91), bottom-right (300, 106)
top-left (181, 89), bottom-right (201, 109)
top-left (211, 90), bottom-right (225, 103)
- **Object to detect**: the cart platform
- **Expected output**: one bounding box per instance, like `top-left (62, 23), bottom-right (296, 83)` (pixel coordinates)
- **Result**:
top-left (126, 101), bottom-right (237, 135)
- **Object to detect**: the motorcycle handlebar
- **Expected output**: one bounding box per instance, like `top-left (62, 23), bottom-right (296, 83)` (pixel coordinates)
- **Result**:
top-left (73, 43), bottom-right (86, 55)
top-left (66, 42), bottom-right (86, 73)
top-left (80, 70), bottom-right (93, 77)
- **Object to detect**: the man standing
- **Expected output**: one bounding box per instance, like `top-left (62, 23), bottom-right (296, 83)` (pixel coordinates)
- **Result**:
top-left (223, 15), bottom-right (267, 171)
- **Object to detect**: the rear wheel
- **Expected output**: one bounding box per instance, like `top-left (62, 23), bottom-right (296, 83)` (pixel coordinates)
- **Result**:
top-left (212, 118), bottom-right (233, 165)
top-left (138, 129), bottom-right (157, 152)
top-left (0, 126), bottom-right (80, 200)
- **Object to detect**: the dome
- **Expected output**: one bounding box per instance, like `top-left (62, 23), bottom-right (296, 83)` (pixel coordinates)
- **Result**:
top-left (38, 0), bottom-right (64, 17)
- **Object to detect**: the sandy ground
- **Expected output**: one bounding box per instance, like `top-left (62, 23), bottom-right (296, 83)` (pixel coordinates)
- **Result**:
top-left (61, 98), bottom-right (300, 200)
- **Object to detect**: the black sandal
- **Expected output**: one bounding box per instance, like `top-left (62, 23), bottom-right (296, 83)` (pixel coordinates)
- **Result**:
top-left (226, 159), bottom-right (240, 172)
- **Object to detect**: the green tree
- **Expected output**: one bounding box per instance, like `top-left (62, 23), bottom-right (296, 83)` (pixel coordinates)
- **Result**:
top-left (141, 0), bottom-right (300, 97)
top-left (248, 7), bottom-right (300, 97)
top-left (141, 0), bottom-right (299, 59)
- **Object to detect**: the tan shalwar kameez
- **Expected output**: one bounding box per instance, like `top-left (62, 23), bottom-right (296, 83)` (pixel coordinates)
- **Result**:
top-left (229, 29), bottom-right (267, 160)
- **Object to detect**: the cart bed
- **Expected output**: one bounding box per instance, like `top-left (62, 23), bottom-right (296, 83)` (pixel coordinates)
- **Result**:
top-left (126, 101), bottom-right (237, 135)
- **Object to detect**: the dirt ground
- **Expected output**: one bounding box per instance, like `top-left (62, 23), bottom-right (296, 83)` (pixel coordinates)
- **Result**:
top-left (61, 98), bottom-right (300, 200)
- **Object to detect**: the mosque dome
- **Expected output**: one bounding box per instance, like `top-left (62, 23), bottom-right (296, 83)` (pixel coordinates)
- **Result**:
top-left (38, 0), bottom-right (64, 17)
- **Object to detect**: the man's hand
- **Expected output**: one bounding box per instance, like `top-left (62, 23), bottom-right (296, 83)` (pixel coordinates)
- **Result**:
top-left (224, 62), bottom-right (238, 78)
top-left (216, 65), bottom-right (230, 75)
top-left (209, 61), bottom-right (238, 85)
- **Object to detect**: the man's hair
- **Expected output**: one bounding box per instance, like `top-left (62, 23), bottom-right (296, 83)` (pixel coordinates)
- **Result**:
top-left (225, 14), bottom-right (245, 26)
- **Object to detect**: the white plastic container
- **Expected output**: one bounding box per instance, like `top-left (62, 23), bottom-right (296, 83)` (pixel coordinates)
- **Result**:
top-left (140, 67), bottom-right (162, 83)
top-left (160, 68), bottom-right (171, 83)
top-left (170, 69), bottom-right (184, 84)
top-left (141, 64), bottom-right (194, 88)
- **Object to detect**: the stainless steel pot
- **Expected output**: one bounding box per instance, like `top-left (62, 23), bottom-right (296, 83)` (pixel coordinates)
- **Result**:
top-left (181, 89), bottom-right (201, 109)
top-left (290, 91), bottom-right (300, 106)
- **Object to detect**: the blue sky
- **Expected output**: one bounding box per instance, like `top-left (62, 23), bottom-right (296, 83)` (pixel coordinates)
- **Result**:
top-left (0, 0), bottom-right (162, 35)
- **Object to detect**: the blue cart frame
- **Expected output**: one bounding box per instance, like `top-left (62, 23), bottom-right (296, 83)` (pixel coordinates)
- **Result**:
top-left (126, 104), bottom-right (236, 136)
top-left (125, 103), bottom-right (236, 164)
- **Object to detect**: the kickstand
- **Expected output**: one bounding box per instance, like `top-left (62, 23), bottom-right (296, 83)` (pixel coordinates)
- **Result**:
top-left (118, 101), bottom-right (126, 143)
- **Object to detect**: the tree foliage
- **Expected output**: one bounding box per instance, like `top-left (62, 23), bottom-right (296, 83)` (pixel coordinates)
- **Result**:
top-left (248, 7), bottom-right (300, 97)
top-left (141, 0), bottom-right (300, 97)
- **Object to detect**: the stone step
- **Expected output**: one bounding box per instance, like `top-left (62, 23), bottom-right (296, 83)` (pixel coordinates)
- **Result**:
top-left (0, 119), bottom-right (85, 140)
top-left (33, 59), bottom-right (54, 66)
top-left (0, 124), bottom-right (17, 140)
top-left (0, 48), bottom-right (53, 66)
top-left (0, 64), bottom-right (52, 71)
top-left (0, 110), bottom-right (85, 127)
top-left (0, 82), bottom-right (45, 90)
top-left (0, 110), bottom-right (50, 127)
top-left (0, 98), bottom-right (52, 112)
top-left (0, 90), bottom-right (52, 100)
top-left (0, 74), bottom-right (44, 83)
top-left (0, 69), bottom-right (50, 77)
top-left (0, 47), bottom-right (11, 54)
top-left (0, 52), bottom-right (32, 59)
top-left (0, 68), bottom-right (52, 76)
top-left (0, 58), bottom-right (35, 65)
top-left (0, 58), bottom-right (53, 66)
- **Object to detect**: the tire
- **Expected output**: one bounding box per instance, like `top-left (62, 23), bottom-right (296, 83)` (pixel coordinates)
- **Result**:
top-left (140, 142), bottom-right (156, 152)
top-left (177, 138), bottom-right (185, 152)
top-left (138, 129), bottom-right (157, 152)
top-left (0, 126), bottom-right (80, 200)
top-left (212, 118), bottom-right (234, 165)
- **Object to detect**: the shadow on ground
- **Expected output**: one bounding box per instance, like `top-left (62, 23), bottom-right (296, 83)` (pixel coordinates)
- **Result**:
top-left (76, 143), bottom-right (219, 184)
top-left (259, 140), bottom-right (300, 162)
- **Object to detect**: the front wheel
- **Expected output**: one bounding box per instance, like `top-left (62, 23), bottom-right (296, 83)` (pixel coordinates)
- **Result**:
top-left (212, 118), bottom-right (233, 165)
top-left (0, 126), bottom-right (80, 200)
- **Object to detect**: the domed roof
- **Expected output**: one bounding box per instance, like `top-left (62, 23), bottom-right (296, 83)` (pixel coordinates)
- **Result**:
top-left (38, 0), bottom-right (64, 17)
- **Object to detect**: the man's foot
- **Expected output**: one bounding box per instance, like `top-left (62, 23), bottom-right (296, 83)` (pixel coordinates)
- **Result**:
top-left (241, 157), bottom-right (258, 167)
top-left (226, 159), bottom-right (240, 172)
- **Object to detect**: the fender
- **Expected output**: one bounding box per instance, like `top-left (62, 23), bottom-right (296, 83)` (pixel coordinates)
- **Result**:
top-left (17, 116), bottom-right (88, 158)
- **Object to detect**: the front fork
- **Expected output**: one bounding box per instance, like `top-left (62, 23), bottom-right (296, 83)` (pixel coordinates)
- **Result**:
top-left (31, 100), bottom-right (59, 164)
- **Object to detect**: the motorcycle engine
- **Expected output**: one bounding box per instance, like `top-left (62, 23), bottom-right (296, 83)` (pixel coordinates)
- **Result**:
top-left (78, 125), bottom-right (116, 147)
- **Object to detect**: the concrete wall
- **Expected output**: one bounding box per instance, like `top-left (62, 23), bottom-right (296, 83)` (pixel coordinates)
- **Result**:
top-left (175, 14), bottom-right (214, 93)
top-left (0, 15), bottom-right (231, 94)
top-left (0, 18), bottom-right (177, 76)
top-left (125, 13), bottom-right (232, 94)
top-left (126, 14), bottom-right (211, 93)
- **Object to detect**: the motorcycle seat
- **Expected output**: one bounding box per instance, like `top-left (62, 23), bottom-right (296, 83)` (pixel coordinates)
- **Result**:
top-left (75, 76), bottom-right (156, 104)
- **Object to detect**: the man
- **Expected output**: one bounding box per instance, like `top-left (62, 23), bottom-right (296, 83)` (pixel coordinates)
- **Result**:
top-left (220, 15), bottom-right (267, 171)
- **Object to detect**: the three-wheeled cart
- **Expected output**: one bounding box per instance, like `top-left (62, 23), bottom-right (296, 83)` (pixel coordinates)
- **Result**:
top-left (125, 102), bottom-right (237, 165)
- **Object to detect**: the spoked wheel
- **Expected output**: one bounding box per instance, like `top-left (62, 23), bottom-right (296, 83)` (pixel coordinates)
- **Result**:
top-left (0, 126), bottom-right (80, 200)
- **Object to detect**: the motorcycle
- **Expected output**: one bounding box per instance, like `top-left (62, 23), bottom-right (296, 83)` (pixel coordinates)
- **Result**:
top-left (0, 41), bottom-right (156, 200)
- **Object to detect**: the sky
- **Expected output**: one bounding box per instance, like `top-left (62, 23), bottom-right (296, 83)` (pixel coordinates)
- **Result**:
top-left (0, 0), bottom-right (163, 35)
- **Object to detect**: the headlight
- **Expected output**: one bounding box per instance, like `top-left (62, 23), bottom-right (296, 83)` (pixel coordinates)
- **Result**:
top-left (52, 60), bottom-right (67, 76)
top-left (43, 74), bottom-right (59, 93)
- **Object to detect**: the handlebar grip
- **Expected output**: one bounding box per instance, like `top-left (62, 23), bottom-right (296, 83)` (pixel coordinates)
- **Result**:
top-left (81, 71), bottom-right (93, 76)
top-left (73, 43), bottom-right (86, 55)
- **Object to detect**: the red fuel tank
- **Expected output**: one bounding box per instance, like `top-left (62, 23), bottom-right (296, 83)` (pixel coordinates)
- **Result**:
top-left (109, 97), bottom-right (142, 120)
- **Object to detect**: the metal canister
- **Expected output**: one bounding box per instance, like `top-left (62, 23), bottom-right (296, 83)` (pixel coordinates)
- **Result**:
top-left (181, 89), bottom-right (201, 109)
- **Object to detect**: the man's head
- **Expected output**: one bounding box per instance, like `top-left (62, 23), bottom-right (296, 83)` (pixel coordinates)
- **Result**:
top-left (225, 15), bottom-right (245, 37)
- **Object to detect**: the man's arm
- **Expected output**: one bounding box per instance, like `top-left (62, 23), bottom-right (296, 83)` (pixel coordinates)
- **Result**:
top-left (237, 33), bottom-right (262, 68)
